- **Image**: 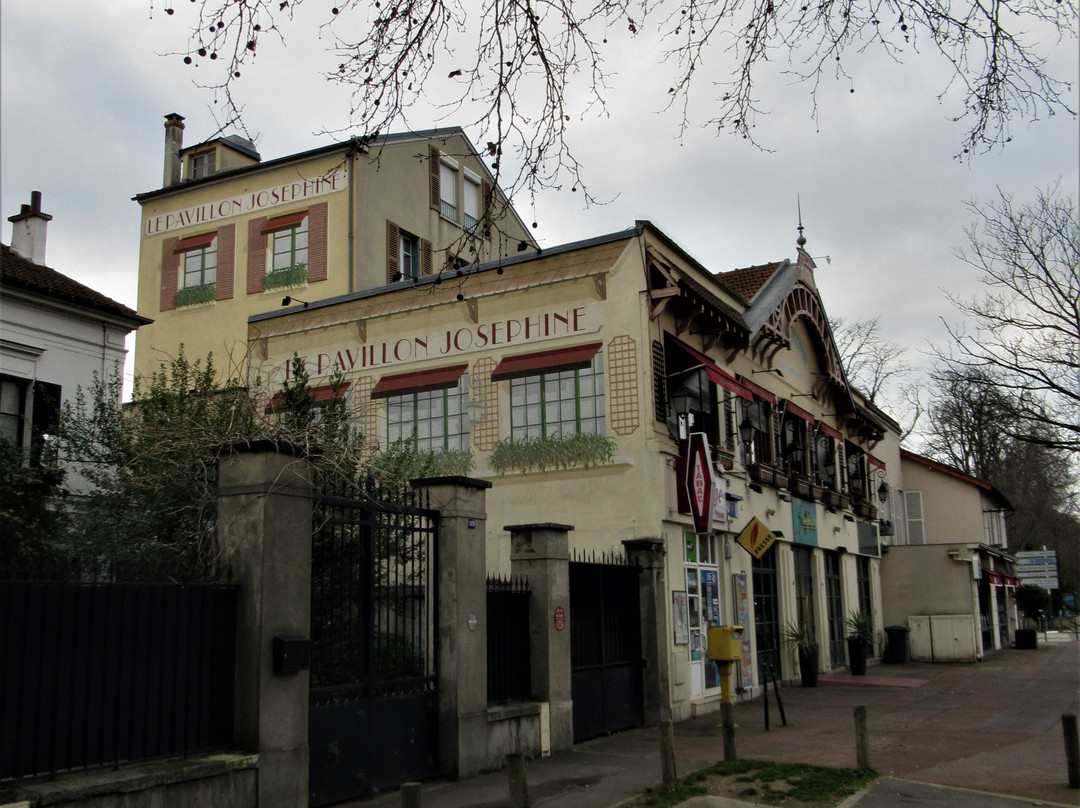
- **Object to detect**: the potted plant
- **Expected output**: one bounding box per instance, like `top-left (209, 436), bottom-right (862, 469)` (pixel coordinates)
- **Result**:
top-left (845, 610), bottom-right (874, 675)
top-left (782, 622), bottom-right (819, 687)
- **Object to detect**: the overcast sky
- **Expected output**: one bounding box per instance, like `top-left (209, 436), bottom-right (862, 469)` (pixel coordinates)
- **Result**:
top-left (2, 0), bottom-right (1077, 423)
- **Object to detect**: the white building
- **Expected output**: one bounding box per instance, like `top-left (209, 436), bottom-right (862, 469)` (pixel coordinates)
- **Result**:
top-left (1, 192), bottom-right (150, 490)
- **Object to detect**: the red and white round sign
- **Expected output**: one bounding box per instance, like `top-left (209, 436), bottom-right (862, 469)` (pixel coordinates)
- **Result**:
top-left (467, 612), bottom-right (479, 632)
top-left (553, 607), bottom-right (566, 632)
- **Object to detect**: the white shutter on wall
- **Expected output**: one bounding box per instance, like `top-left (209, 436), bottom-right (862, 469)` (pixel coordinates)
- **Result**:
top-left (904, 490), bottom-right (925, 545)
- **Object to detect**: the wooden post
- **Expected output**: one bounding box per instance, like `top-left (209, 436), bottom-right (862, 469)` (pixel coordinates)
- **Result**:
top-left (401, 782), bottom-right (423, 808)
top-left (1063, 714), bottom-right (1079, 789)
top-left (854, 705), bottom-right (870, 770)
top-left (721, 702), bottom-right (737, 761)
top-left (507, 753), bottom-right (531, 808)
top-left (660, 719), bottom-right (678, 787)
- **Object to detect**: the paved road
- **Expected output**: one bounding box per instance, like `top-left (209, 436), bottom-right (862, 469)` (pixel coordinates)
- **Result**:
top-left (359, 634), bottom-right (1079, 808)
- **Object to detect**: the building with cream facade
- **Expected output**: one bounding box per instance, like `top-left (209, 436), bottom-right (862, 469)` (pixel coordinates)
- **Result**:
top-left (133, 115), bottom-right (536, 378)
top-left (242, 220), bottom-right (902, 724)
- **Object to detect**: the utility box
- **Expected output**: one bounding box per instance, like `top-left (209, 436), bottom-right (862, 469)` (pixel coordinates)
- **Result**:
top-left (706, 625), bottom-right (744, 662)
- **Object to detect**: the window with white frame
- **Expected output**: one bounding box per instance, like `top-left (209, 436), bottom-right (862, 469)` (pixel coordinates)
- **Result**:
top-left (510, 352), bottom-right (605, 440)
top-left (387, 375), bottom-right (470, 452)
top-left (399, 230), bottom-right (421, 279)
top-left (464, 173), bottom-right (481, 231)
top-left (439, 156), bottom-right (458, 221)
top-left (190, 151), bottom-right (216, 180)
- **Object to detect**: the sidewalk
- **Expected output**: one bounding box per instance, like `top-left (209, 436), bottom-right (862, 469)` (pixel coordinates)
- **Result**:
top-left (358, 638), bottom-right (1079, 808)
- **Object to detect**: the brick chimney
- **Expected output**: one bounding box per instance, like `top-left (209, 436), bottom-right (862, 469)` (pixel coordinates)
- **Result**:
top-left (8, 191), bottom-right (53, 265)
top-left (163, 113), bottom-right (186, 187)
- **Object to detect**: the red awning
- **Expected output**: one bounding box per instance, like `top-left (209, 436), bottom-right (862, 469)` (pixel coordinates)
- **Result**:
top-left (266, 381), bottom-right (351, 412)
top-left (174, 231), bottom-right (217, 253)
top-left (736, 375), bottom-right (777, 406)
top-left (986, 570), bottom-right (1003, 585)
top-left (262, 211), bottom-right (308, 234)
top-left (675, 342), bottom-right (754, 402)
top-left (819, 423), bottom-right (844, 441)
top-left (491, 342), bottom-right (601, 382)
top-left (867, 455), bottom-right (886, 471)
top-left (371, 364), bottom-right (468, 398)
top-left (783, 400), bottom-right (816, 424)
top-left (1004, 574), bottom-right (1021, 587)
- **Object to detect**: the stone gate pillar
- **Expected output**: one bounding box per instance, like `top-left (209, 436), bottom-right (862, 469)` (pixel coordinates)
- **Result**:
top-left (414, 476), bottom-right (492, 780)
top-left (216, 442), bottom-right (313, 807)
top-left (623, 537), bottom-right (671, 724)
top-left (507, 522), bottom-right (574, 752)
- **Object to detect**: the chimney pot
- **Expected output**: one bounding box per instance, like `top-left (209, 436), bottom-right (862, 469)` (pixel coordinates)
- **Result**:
top-left (163, 113), bottom-right (186, 187)
top-left (8, 191), bottom-right (53, 265)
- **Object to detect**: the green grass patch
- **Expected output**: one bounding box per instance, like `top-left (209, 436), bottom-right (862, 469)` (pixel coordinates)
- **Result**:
top-left (644, 758), bottom-right (878, 807)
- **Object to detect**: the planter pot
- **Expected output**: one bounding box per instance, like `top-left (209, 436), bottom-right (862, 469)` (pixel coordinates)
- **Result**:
top-left (808, 484), bottom-right (823, 502)
top-left (747, 463), bottom-right (775, 486)
top-left (847, 637), bottom-right (869, 675)
top-left (853, 500), bottom-right (878, 520)
top-left (773, 470), bottom-right (790, 489)
top-left (788, 476), bottom-right (812, 498)
top-left (798, 646), bottom-right (819, 687)
top-left (716, 449), bottom-right (735, 471)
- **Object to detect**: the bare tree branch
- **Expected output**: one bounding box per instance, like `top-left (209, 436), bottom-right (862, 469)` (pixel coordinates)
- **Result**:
top-left (153, 0), bottom-right (1076, 199)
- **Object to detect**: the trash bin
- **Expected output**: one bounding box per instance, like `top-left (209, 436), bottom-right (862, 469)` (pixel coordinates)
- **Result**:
top-left (883, 625), bottom-right (911, 664)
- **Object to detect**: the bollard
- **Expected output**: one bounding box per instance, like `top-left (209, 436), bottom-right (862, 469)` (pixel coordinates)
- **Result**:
top-left (660, 719), bottom-right (678, 787)
top-left (1064, 714), bottom-right (1079, 789)
top-left (507, 752), bottom-right (531, 808)
top-left (854, 705), bottom-right (870, 770)
top-left (721, 702), bottom-right (737, 761)
top-left (401, 782), bottom-right (423, 808)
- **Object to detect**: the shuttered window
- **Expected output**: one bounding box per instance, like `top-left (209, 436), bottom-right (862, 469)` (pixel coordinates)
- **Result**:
top-left (904, 490), bottom-right (925, 545)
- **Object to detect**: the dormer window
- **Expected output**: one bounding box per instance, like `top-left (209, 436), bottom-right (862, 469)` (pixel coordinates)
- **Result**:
top-left (191, 151), bottom-right (216, 180)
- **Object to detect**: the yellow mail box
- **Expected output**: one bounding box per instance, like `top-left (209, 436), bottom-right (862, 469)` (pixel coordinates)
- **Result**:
top-left (706, 625), bottom-right (744, 662)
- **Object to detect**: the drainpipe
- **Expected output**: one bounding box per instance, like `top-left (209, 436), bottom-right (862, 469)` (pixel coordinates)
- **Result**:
top-left (347, 140), bottom-right (357, 294)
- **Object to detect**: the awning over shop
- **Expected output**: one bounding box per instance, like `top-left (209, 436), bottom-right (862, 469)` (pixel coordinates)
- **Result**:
top-left (266, 381), bottom-right (351, 412)
top-left (819, 422), bottom-right (844, 441)
top-left (868, 455), bottom-right (886, 471)
top-left (490, 342), bottom-right (601, 382)
top-left (262, 211), bottom-right (309, 234)
top-left (736, 375), bottom-right (777, 406)
top-left (674, 340), bottom-right (754, 402)
top-left (371, 364), bottom-right (468, 398)
top-left (174, 231), bottom-right (217, 252)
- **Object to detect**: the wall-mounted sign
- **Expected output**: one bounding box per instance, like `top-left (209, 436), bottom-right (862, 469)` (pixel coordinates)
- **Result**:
top-left (735, 517), bottom-right (777, 559)
top-left (791, 498), bottom-right (818, 546)
top-left (685, 432), bottom-right (714, 535)
top-left (554, 607), bottom-right (566, 632)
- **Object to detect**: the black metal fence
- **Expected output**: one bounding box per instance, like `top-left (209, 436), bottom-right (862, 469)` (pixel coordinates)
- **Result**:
top-left (1, 573), bottom-right (237, 782)
top-left (486, 574), bottom-right (532, 704)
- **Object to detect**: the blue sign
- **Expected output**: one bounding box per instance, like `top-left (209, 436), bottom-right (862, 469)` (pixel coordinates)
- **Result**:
top-left (792, 498), bottom-right (818, 546)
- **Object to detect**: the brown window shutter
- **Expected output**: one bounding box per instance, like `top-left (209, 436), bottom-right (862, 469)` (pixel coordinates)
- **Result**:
top-left (429, 147), bottom-right (441, 212)
top-left (386, 220), bottom-right (400, 283)
top-left (160, 237), bottom-right (178, 311)
top-left (308, 201), bottom-right (328, 282)
top-left (422, 239), bottom-right (433, 276)
top-left (215, 224), bottom-right (235, 301)
top-left (247, 217), bottom-right (267, 294)
top-left (481, 179), bottom-right (494, 238)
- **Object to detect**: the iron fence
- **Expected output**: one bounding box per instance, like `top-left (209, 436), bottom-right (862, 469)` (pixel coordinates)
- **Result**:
top-left (1, 575), bottom-right (237, 782)
top-left (486, 574), bottom-right (531, 704)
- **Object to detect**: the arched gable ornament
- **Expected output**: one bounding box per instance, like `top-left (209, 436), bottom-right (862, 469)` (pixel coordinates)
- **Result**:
top-left (752, 283), bottom-right (846, 393)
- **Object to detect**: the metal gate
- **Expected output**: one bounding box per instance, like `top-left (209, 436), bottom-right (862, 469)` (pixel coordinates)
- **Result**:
top-left (569, 554), bottom-right (644, 742)
top-left (309, 478), bottom-right (439, 806)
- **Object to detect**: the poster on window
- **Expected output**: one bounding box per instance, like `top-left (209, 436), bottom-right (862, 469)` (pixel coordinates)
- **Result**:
top-left (733, 572), bottom-right (753, 689)
top-left (701, 569), bottom-right (721, 625)
top-left (672, 591), bottom-right (689, 645)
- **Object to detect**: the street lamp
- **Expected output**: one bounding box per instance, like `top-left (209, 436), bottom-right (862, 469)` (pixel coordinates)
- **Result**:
top-left (738, 415), bottom-right (755, 459)
top-left (670, 391), bottom-right (694, 441)
top-left (872, 467), bottom-right (889, 504)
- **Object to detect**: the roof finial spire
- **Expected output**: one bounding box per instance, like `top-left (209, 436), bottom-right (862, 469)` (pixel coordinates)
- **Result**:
top-left (796, 195), bottom-right (807, 248)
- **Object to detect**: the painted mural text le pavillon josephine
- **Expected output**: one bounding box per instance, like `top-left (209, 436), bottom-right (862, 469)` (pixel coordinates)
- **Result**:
top-left (282, 304), bottom-right (599, 380)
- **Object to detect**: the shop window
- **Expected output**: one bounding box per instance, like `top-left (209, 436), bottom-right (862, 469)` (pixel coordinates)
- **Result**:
top-left (509, 352), bottom-right (605, 440)
top-left (386, 374), bottom-right (470, 452)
